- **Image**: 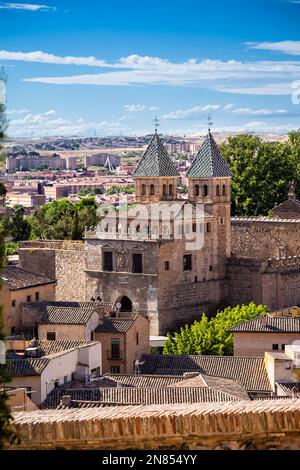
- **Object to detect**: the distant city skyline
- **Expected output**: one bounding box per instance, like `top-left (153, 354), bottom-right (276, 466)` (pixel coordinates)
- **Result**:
top-left (2, 0), bottom-right (300, 137)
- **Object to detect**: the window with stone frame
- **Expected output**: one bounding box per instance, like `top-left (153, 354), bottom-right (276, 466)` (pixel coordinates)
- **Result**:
top-left (183, 254), bottom-right (192, 271)
top-left (132, 253), bottom-right (143, 273)
top-left (47, 331), bottom-right (56, 341)
top-left (103, 250), bottom-right (113, 271)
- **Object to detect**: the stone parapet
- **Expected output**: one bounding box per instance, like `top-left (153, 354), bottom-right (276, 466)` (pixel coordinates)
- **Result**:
top-left (9, 399), bottom-right (300, 450)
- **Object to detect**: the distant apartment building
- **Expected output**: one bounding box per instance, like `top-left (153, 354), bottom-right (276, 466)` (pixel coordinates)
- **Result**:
top-left (66, 156), bottom-right (79, 170)
top-left (43, 178), bottom-right (105, 200)
top-left (6, 155), bottom-right (67, 171)
top-left (84, 153), bottom-right (121, 167)
top-left (6, 193), bottom-right (46, 208)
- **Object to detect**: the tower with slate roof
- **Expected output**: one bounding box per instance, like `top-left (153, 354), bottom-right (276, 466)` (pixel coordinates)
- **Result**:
top-left (134, 129), bottom-right (179, 203)
top-left (187, 130), bottom-right (232, 258)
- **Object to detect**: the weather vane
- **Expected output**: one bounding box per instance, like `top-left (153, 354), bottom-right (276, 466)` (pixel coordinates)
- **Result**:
top-left (207, 113), bottom-right (213, 132)
top-left (153, 115), bottom-right (160, 133)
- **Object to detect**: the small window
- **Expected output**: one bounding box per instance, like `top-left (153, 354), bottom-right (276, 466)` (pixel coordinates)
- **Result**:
top-left (141, 184), bottom-right (146, 195)
top-left (209, 265), bottom-right (213, 272)
top-left (183, 254), bottom-right (192, 271)
top-left (47, 332), bottom-right (56, 341)
top-left (281, 344), bottom-right (286, 351)
top-left (54, 380), bottom-right (59, 388)
top-left (216, 185), bottom-right (220, 196)
top-left (169, 184), bottom-right (173, 196)
top-left (136, 333), bottom-right (139, 345)
top-left (103, 251), bottom-right (113, 271)
top-left (272, 344), bottom-right (279, 350)
top-left (222, 184), bottom-right (226, 196)
top-left (194, 276), bottom-right (198, 283)
top-left (11, 299), bottom-right (16, 307)
top-left (203, 185), bottom-right (208, 196)
top-left (192, 222), bottom-right (197, 233)
top-left (195, 184), bottom-right (200, 196)
top-left (111, 366), bottom-right (120, 374)
top-left (165, 260), bottom-right (170, 271)
top-left (27, 295), bottom-right (31, 302)
top-left (163, 184), bottom-right (166, 196)
top-left (111, 338), bottom-right (121, 359)
top-left (11, 326), bottom-right (16, 335)
top-left (132, 253), bottom-right (143, 273)
top-left (35, 292), bottom-right (40, 301)
top-left (207, 223), bottom-right (211, 233)
top-left (150, 184), bottom-right (155, 195)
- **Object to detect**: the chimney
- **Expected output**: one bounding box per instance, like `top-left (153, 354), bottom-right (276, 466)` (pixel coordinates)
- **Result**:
top-left (60, 395), bottom-right (71, 407)
top-left (183, 372), bottom-right (199, 379)
top-left (261, 316), bottom-right (268, 327)
top-left (116, 381), bottom-right (123, 388)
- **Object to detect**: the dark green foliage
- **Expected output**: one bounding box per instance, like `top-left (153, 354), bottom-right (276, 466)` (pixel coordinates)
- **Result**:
top-left (9, 206), bottom-right (31, 242)
top-left (220, 134), bottom-right (299, 216)
top-left (163, 303), bottom-right (269, 356)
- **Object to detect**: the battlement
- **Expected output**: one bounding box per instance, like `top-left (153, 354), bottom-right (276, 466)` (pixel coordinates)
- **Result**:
top-left (266, 255), bottom-right (300, 271)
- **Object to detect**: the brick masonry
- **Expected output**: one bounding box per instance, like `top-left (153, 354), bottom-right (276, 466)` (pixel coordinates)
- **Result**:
top-left (9, 399), bottom-right (300, 450)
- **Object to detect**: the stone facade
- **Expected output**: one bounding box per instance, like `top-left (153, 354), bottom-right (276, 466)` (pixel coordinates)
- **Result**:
top-left (19, 240), bottom-right (86, 301)
top-left (9, 400), bottom-right (300, 450)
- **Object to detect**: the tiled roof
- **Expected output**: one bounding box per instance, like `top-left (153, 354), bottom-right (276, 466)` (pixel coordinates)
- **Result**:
top-left (1, 266), bottom-right (55, 290)
top-left (94, 318), bottom-right (134, 333)
top-left (229, 316), bottom-right (300, 333)
top-left (44, 386), bottom-right (243, 408)
top-left (170, 373), bottom-right (249, 400)
top-left (276, 382), bottom-right (300, 397)
top-left (134, 132), bottom-right (179, 177)
top-left (103, 374), bottom-right (184, 388)
top-left (39, 306), bottom-right (96, 325)
top-left (7, 357), bottom-right (50, 376)
top-left (139, 354), bottom-right (271, 392)
top-left (28, 339), bottom-right (97, 357)
top-left (187, 131), bottom-right (232, 178)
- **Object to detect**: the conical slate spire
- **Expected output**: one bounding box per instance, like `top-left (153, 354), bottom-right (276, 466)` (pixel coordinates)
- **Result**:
top-left (187, 131), bottom-right (232, 178)
top-left (134, 131), bottom-right (179, 177)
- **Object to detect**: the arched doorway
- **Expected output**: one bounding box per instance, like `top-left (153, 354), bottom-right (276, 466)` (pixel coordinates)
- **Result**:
top-left (120, 296), bottom-right (132, 312)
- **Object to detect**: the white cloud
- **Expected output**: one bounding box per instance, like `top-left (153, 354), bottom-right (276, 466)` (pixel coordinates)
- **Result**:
top-left (216, 82), bottom-right (294, 95)
top-left (0, 50), bottom-right (108, 67)
top-left (6, 108), bottom-right (30, 114)
top-left (247, 41), bottom-right (300, 56)
top-left (224, 103), bottom-right (234, 110)
top-left (8, 109), bottom-right (128, 137)
top-left (0, 3), bottom-right (56, 11)
top-left (231, 107), bottom-right (290, 116)
top-left (161, 105), bottom-right (220, 121)
top-left (124, 104), bottom-right (159, 112)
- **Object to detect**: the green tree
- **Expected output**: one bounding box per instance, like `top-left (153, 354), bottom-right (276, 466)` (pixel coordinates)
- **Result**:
top-left (163, 302), bottom-right (269, 356)
top-left (9, 206), bottom-right (31, 242)
top-left (220, 135), bottom-right (297, 216)
top-left (29, 197), bottom-right (99, 240)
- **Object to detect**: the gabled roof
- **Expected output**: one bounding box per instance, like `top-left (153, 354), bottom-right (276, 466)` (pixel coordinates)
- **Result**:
top-left (7, 357), bottom-right (50, 376)
top-left (134, 132), bottom-right (179, 177)
top-left (187, 131), bottom-right (232, 178)
top-left (39, 306), bottom-right (97, 325)
top-left (94, 317), bottom-right (134, 333)
top-left (139, 354), bottom-right (271, 392)
top-left (29, 339), bottom-right (97, 356)
top-left (1, 266), bottom-right (55, 291)
top-left (229, 316), bottom-right (300, 333)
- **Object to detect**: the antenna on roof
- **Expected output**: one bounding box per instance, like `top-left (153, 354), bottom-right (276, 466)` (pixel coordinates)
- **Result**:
top-left (153, 115), bottom-right (159, 134)
top-left (207, 113), bottom-right (213, 133)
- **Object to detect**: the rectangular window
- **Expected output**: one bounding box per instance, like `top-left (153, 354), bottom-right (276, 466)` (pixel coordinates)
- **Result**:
top-left (111, 366), bottom-right (120, 374)
top-left (272, 344), bottom-right (279, 350)
top-left (136, 332), bottom-right (139, 345)
top-left (111, 338), bottom-right (121, 359)
top-left (11, 299), bottom-right (16, 307)
top-left (27, 295), bottom-right (31, 302)
top-left (281, 344), bottom-right (287, 351)
top-left (103, 251), bottom-right (113, 271)
top-left (47, 331), bottom-right (56, 341)
top-left (183, 254), bottom-right (192, 271)
top-left (164, 261), bottom-right (170, 271)
top-left (35, 292), bottom-right (40, 301)
top-left (132, 253), bottom-right (143, 273)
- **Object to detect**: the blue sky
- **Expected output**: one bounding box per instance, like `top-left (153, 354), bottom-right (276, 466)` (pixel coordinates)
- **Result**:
top-left (1, 0), bottom-right (300, 137)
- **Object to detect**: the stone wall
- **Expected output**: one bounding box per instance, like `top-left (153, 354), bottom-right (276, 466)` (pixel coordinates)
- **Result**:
top-left (19, 241), bottom-right (86, 301)
top-left (231, 217), bottom-right (300, 259)
top-left (9, 400), bottom-right (300, 450)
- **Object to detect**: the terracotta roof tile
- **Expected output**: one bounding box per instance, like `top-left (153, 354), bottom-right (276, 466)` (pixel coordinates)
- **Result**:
top-left (1, 266), bottom-right (55, 290)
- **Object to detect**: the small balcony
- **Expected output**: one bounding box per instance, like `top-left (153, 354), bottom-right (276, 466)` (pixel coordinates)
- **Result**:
top-left (107, 349), bottom-right (123, 361)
